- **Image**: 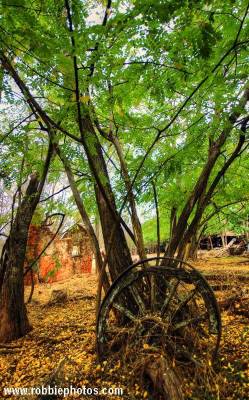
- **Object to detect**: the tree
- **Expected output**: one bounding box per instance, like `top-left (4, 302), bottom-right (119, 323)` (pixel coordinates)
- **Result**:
top-left (0, 0), bottom-right (248, 344)
top-left (0, 140), bottom-right (53, 342)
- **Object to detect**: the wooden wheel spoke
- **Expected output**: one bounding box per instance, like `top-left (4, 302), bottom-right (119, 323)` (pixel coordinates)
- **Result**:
top-left (171, 312), bottom-right (207, 331)
top-left (150, 275), bottom-right (156, 311)
top-left (173, 287), bottom-right (199, 316)
top-left (112, 302), bottom-right (137, 321)
top-left (106, 326), bottom-right (130, 335)
top-left (129, 286), bottom-right (146, 314)
top-left (161, 279), bottom-right (180, 316)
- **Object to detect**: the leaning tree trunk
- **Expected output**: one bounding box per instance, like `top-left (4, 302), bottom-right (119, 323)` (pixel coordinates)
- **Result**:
top-left (188, 230), bottom-right (201, 260)
top-left (170, 206), bottom-right (177, 240)
top-left (111, 135), bottom-right (147, 260)
top-left (94, 186), bottom-right (133, 282)
top-left (165, 86), bottom-right (249, 260)
top-left (57, 146), bottom-right (110, 293)
top-left (81, 117), bottom-right (133, 282)
top-left (0, 144), bottom-right (52, 342)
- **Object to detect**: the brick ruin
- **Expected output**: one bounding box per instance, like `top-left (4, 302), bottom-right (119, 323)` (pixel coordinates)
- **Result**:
top-left (25, 224), bottom-right (93, 285)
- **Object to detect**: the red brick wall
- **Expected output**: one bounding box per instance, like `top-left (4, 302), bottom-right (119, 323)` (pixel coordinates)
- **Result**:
top-left (81, 256), bottom-right (92, 273)
top-left (24, 225), bottom-right (93, 285)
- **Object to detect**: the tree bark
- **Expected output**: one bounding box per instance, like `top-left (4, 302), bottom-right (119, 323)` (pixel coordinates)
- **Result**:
top-left (188, 234), bottom-right (199, 260)
top-left (152, 181), bottom-right (160, 260)
top-left (188, 226), bottom-right (205, 259)
top-left (170, 206), bottom-right (177, 240)
top-left (0, 144), bottom-right (53, 342)
top-left (111, 135), bottom-right (146, 260)
top-left (81, 117), bottom-right (133, 281)
top-left (26, 270), bottom-right (35, 304)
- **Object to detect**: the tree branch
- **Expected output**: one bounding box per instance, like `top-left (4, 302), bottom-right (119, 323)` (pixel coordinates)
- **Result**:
top-left (0, 52), bottom-right (82, 143)
top-left (0, 113), bottom-right (34, 145)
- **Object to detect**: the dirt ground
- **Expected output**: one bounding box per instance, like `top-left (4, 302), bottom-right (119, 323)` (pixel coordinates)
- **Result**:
top-left (0, 256), bottom-right (249, 399)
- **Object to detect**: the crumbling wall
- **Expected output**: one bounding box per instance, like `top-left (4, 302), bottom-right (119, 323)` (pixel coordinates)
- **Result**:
top-left (24, 225), bottom-right (93, 285)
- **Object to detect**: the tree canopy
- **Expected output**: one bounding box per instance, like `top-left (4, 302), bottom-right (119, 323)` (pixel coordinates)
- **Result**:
top-left (0, 0), bottom-right (248, 245)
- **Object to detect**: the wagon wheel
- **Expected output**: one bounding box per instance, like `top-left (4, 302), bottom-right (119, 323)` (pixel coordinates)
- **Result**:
top-left (97, 257), bottom-right (221, 369)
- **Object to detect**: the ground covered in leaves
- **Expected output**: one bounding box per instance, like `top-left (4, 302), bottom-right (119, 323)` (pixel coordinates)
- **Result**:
top-left (0, 256), bottom-right (249, 399)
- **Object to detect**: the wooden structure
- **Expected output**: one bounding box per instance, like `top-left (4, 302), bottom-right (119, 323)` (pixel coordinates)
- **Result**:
top-left (97, 256), bottom-right (221, 363)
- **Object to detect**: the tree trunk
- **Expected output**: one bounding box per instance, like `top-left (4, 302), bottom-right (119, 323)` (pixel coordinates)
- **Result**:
top-left (26, 270), bottom-right (35, 304)
top-left (81, 117), bottom-right (133, 281)
top-left (188, 223), bottom-right (206, 259)
top-left (0, 175), bottom-right (40, 342)
top-left (94, 186), bottom-right (132, 282)
top-left (188, 235), bottom-right (198, 259)
top-left (165, 144), bottom-right (222, 258)
top-left (221, 234), bottom-right (226, 248)
top-left (57, 146), bottom-right (110, 293)
top-left (170, 206), bottom-right (177, 240)
top-left (152, 181), bottom-right (160, 260)
top-left (177, 129), bottom-right (246, 259)
top-left (165, 87), bottom-right (249, 260)
top-left (0, 145), bottom-right (52, 342)
top-left (111, 135), bottom-right (146, 260)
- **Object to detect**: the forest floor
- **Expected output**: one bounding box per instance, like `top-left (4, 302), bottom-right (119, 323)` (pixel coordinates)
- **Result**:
top-left (0, 256), bottom-right (249, 399)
